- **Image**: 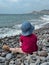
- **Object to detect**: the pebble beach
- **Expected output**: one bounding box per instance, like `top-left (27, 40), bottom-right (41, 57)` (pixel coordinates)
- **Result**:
top-left (0, 23), bottom-right (49, 65)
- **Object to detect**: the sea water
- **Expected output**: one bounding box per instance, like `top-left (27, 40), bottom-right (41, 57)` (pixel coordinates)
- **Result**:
top-left (0, 14), bottom-right (49, 38)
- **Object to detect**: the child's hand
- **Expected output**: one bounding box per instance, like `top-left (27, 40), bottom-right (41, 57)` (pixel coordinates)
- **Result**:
top-left (2, 44), bottom-right (10, 51)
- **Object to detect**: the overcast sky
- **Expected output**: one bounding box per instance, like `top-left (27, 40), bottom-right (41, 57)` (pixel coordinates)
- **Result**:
top-left (0, 0), bottom-right (49, 14)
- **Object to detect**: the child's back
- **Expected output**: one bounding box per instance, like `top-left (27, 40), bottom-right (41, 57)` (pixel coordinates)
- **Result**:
top-left (20, 34), bottom-right (38, 54)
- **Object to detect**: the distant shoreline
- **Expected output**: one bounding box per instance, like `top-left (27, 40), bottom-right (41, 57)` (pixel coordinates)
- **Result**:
top-left (0, 9), bottom-right (49, 15)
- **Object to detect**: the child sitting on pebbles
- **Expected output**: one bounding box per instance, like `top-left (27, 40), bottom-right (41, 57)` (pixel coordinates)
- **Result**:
top-left (2, 21), bottom-right (38, 54)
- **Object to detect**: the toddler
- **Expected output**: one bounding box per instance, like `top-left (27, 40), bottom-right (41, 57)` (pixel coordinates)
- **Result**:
top-left (2, 21), bottom-right (38, 54)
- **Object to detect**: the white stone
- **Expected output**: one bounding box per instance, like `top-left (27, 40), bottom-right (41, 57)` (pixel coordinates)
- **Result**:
top-left (30, 63), bottom-right (36, 65)
top-left (40, 62), bottom-right (49, 65)
top-left (35, 58), bottom-right (40, 65)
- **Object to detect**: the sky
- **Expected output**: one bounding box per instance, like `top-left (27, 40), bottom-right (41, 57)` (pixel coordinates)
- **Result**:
top-left (0, 0), bottom-right (49, 14)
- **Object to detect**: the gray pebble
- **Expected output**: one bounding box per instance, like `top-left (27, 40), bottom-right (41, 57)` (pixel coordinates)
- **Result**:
top-left (0, 57), bottom-right (5, 63)
top-left (1, 52), bottom-right (7, 57)
top-left (6, 53), bottom-right (12, 60)
top-left (9, 60), bottom-right (15, 65)
top-left (40, 62), bottom-right (49, 65)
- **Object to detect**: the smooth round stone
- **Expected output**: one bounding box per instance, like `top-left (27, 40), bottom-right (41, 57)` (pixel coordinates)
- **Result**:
top-left (40, 57), bottom-right (46, 61)
top-left (46, 56), bottom-right (49, 62)
top-left (21, 63), bottom-right (24, 65)
top-left (24, 60), bottom-right (29, 65)
top-left (35, 58), bottom-right (41, 65)
top-left (0, 57), bottom-right (5, 63)
top-left (42, 47), bottom-right (47, 51)
top-left (45, 44), bottom-right (49, 47)
top-left (40, 62), bottom-right (49, 65)
top-left (48, 53), bottom-right (49, 56)
top-left (9, 60), bottom-right (15, 64)
top-left (6, 53), bottom-right (12, 60)
top-left (30, 63), bottom-right (35, 65)
top-left (15, 61), bottom-right (21, 65)
top-left (29, 56), bottom-right (37, 63)
top-left (47, 48), bottom-right (49, 52)
top-left (0, 63), bottom-right (5, 65)
top-left (17, 54), bottom-right (22, 58)
top-left (47, 39), bottom-right (49, 42)
top-left (38, 51), bottom-right (48, 57)
top-left (1, 52), bottom-right (7, 57)
top-left (5, 61), bottom-right (9, 65)
top-left (9, 64), bottom-right (15, 65)
top-left (0, 53), bottom-right (2, 56)
top-left (9, 63), bottom-right (15, 65)
top-left (15, 60), bottom-right (21, 65)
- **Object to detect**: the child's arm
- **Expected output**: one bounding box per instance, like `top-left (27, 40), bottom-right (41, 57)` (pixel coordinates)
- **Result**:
top-left (10, 48), bottom-right (17, 53)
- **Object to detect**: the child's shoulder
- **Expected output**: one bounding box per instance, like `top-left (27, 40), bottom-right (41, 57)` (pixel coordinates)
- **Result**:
top-left (31, 34), bottom-right (37, 38)
top-left (32, 33), bottom-right (37, 36)
top-left (30, 33), bottom-right (36, 36)
top-left (20, 34), bottom-right (37, 38)
top-left (20, 35), bottom-right (24, 38)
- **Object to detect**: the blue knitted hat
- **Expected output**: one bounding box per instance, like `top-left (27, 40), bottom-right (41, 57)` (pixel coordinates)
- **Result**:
top-left (21, 21), bottom-right (34, 36)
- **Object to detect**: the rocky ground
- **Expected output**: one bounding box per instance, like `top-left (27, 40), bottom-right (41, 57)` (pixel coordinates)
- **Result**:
top-left (0, 26), bottom-right (49, 65)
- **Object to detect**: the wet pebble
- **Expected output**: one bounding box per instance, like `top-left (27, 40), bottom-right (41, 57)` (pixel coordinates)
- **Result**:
top-left (1, 52), bottom-right (7, 57)
top-left (0, 57), bottom-right (5, 63)
top-left (40, 62), bottom-right (49, 65)
top-left (6, 53), bottom-right (12, 60)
